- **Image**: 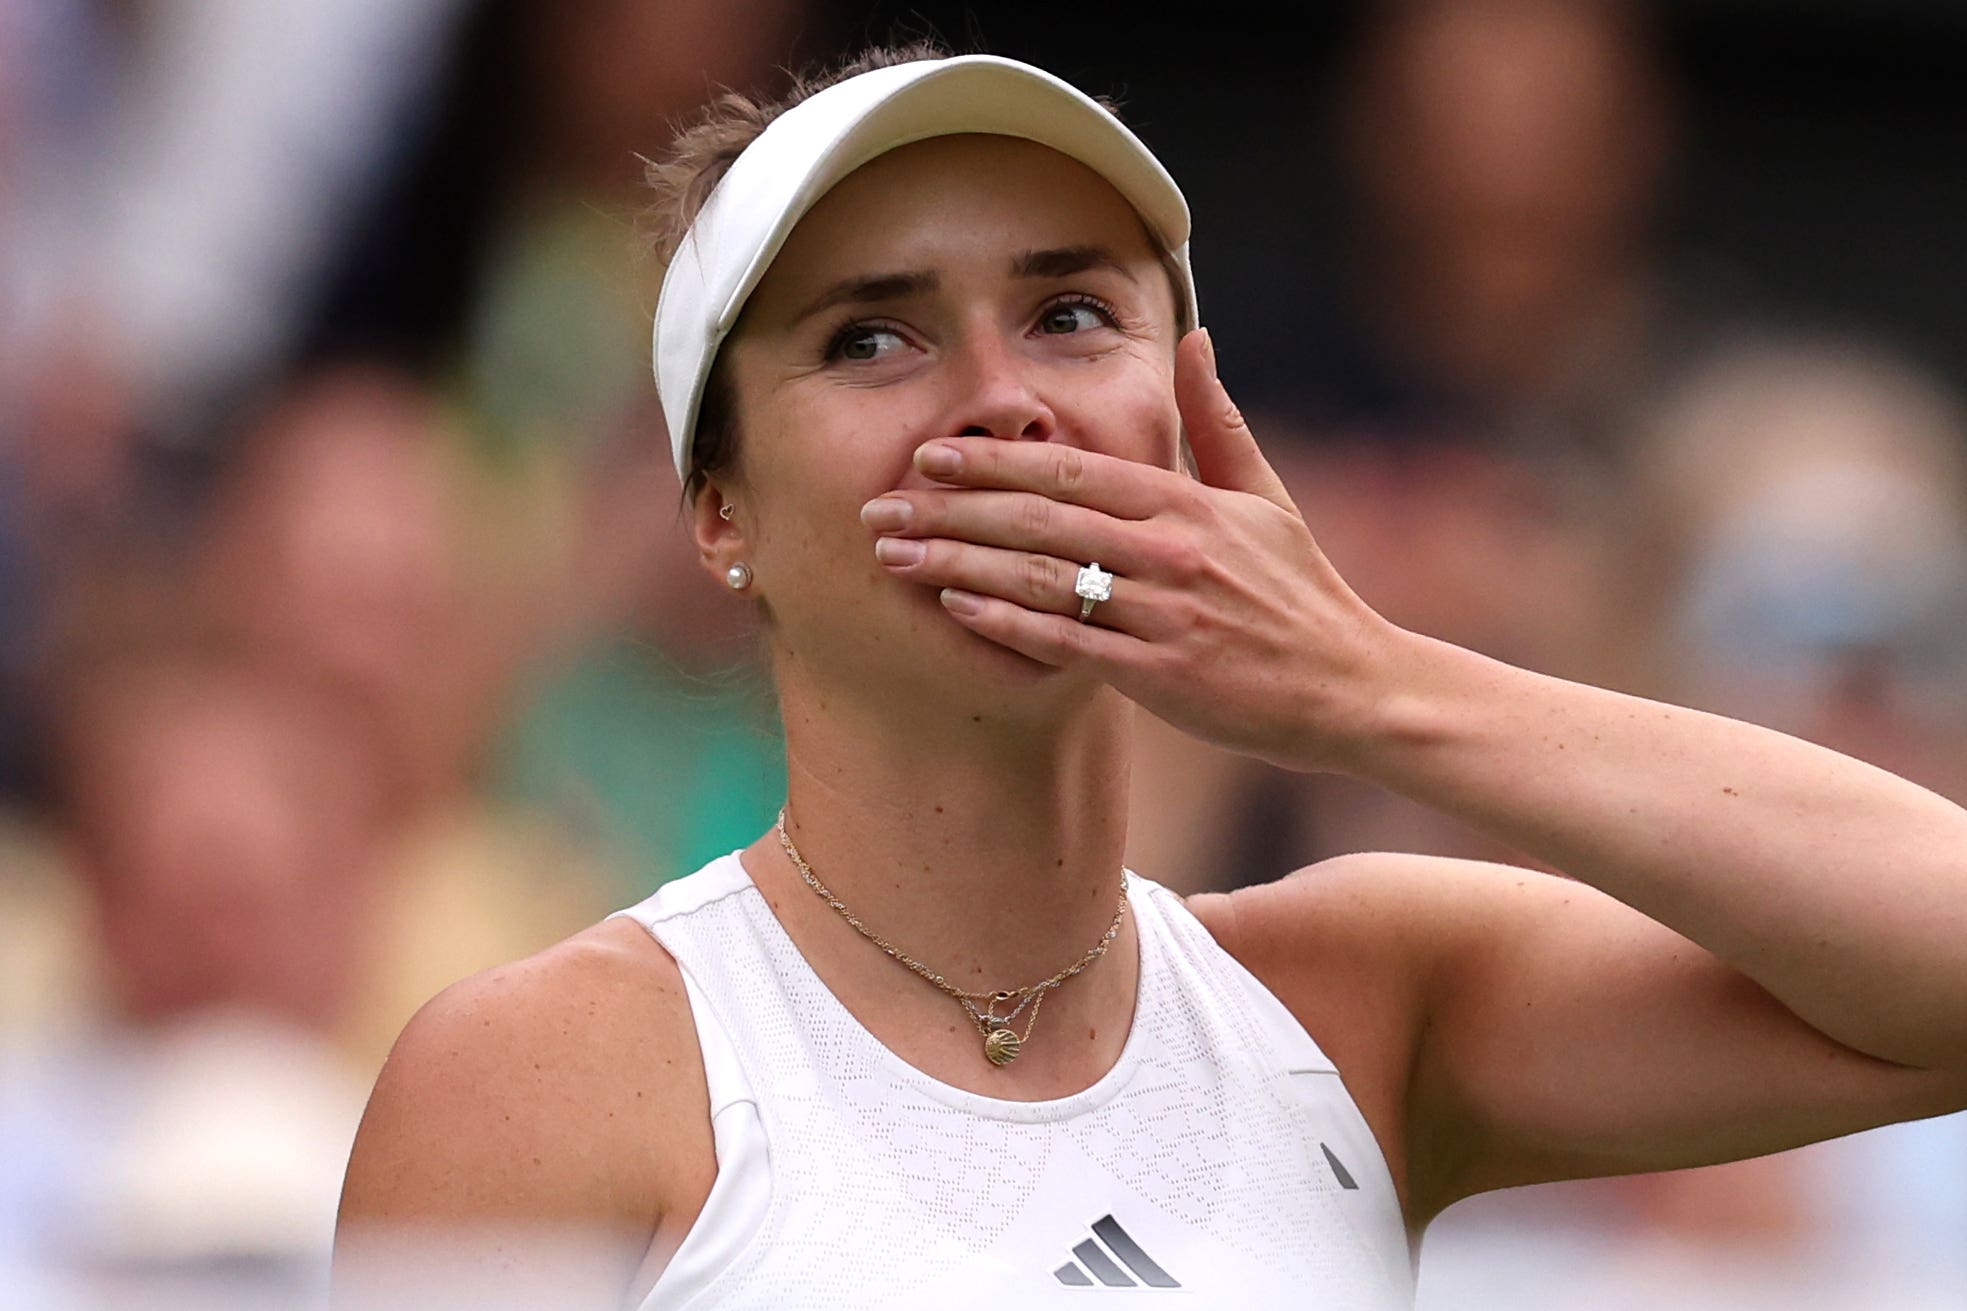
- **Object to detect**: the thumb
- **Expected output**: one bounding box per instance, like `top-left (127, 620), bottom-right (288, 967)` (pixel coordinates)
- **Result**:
top-left (1174, 328), bottom-right (1292, 510)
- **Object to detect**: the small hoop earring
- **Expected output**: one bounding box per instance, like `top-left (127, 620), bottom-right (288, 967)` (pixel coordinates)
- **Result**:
top-left (719, 504), bottom-right (735, 521)
top-left (725, 562), bottom-right (753, 591)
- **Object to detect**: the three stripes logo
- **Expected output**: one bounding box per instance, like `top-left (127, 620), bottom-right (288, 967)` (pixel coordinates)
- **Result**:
top-left (1049, 1146), bottom-right (1359, 1288)
top-left (1052, 1215), bottom-right (1180, 1288)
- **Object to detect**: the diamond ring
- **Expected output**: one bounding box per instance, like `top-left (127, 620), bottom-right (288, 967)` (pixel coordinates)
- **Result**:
top-left (1074, 561), bottom-right (1115, 623)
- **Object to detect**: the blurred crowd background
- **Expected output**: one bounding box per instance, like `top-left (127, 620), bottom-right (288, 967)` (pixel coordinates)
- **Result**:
top-left (2, 0), bottom-right (1964, 1306)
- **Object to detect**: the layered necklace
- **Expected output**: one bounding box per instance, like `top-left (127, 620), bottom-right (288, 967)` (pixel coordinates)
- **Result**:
top-left (775, 807), bottom-right (1129, 1067)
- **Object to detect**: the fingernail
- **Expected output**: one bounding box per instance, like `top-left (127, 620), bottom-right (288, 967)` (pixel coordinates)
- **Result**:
top-left (916, 442), bottom-right (962, 476)
top-left (860, 497), bottom-right (911, 530)
top-left (1201, 327), bottom-right (1218, 379)
top-left (940, 588), bottom-right (983, 616)
top-left (875, 536), bottom-right (925, 566)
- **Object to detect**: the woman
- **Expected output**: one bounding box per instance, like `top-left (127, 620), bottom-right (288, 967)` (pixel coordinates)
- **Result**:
top-left (333, 47), bottom-right (1967, 1310)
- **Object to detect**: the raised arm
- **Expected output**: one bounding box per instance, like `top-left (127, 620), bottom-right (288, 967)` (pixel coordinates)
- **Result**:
top-left (860, 327), bottom-right (1967, 1218)
top-left (1343, 634), bottom-right (1967, 1072)
top-left (1199, 632), bottom-right (1967, 1208)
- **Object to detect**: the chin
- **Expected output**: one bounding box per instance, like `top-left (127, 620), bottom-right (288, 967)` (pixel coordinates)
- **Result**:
top-left (923, 595), bottom-right (1105, 704)
top-left (956, 623), bottom-right (1068, 679)
top-left (824, 583), bottom-right (1107, 723)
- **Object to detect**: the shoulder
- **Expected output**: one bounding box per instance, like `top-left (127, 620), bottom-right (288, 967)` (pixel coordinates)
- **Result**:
top-left (375, 914), bottom-right (701, 1112)
top-left (1188, 850), bottom-right (1551, 976)
top-left (1185, 851), bottom-right (1601, 1049)
top-left (1183, 851), bottom-right (1470, 1060)
top-left (1183, 851), bottom-right (1461, 1003)
top-left (335, 916), bottom-right (713, 1293)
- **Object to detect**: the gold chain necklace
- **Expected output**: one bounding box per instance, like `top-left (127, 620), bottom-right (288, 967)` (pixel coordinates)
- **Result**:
top-left (774, 807), bottom-right (1128, 1067)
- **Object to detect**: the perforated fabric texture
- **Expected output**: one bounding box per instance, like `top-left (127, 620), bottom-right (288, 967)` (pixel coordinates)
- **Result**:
top-left (611, 853), bottom-right (1417, 1309)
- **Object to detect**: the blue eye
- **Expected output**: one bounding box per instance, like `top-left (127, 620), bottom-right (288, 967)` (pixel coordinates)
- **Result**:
top-left (828, 323), bottom-right (907, 362)
top-left (1038, 298), bottom-right (1115, 335)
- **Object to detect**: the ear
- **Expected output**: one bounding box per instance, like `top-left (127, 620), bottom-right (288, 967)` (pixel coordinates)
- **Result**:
top-left (689, 484), bottom-right (751, 592)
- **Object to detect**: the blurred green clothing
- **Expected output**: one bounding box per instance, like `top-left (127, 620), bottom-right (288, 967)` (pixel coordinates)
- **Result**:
top-left (453, 203), bottom-right (784, 893)
top-left (493, 639), bottom-right (785, 896)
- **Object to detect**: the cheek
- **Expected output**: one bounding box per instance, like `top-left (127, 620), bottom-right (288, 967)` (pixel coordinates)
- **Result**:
top-left (1072, 365), bottom-right (1182, 468)
top-left (742, 391), bottom-right (935, 571)
top-left (757, 382), bottom-right (954, 506)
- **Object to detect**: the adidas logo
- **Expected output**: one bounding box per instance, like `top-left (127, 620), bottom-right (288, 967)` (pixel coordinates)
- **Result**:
top-left (1051, 1215), bottom-right (1180, 1288)
top-left (1048, 1147), bottom-right (1359, 1288)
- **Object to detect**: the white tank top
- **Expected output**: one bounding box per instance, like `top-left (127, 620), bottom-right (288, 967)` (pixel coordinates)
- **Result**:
top-left (609, 852), bottom-right (1417, 1309)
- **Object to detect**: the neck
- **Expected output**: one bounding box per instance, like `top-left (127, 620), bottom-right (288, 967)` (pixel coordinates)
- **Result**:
top-left (756, 672), bottom-right (1136, 992)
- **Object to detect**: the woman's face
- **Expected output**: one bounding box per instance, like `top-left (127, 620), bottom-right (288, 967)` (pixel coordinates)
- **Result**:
top-left (705, 134), bottom-right (1183, 717)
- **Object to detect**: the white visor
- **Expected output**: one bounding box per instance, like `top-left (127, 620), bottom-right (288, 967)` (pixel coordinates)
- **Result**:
top-left (653, 53), bottom-right (1199, 481)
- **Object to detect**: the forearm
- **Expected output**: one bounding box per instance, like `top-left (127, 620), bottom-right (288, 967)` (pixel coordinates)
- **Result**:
top-left (1337, 630), bottom-right (1967, 1071)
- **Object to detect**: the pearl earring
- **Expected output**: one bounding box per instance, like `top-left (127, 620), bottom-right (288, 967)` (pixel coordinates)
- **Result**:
top-left (726, 562), bottom-right (753, 591)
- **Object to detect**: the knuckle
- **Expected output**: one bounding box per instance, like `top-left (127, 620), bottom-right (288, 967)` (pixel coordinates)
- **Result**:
top-left (1058, 612), bottom-right (1096, 658)
top-left (1158, 592), bottom-right (1199, 638)
top-left (1143, 635), bottom-right (1188, 679)
top-left (1052, 446), bottom-right (1087, 494)
top-left (1160, 535), bottom-right (1207, 585)
top-left (1018, 551), bottom-right (1062, 603)
top-left (1175, 601), bottom-right (1212, 643)
top-left (1163, 593), bottom-right (1219, 652)
top-left (1218, 398), bottom-right (1249, 433)
top-left (1178, 481), bottom-right (1219, 524)
top-left (1016, 493), bottom-right (1053, 537)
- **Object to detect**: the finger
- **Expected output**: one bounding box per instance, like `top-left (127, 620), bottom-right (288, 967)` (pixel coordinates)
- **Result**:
top-left (936, 585), bottom-right (1159, 673)
top-left (1174, 328), bottom-right (1294, 511)
top-left (874, 536), bottom-right (1169, 636)
top-left (860, 488), bottom-right (1157, 574)
top-left (911, 436), bottom-right (1175, 520)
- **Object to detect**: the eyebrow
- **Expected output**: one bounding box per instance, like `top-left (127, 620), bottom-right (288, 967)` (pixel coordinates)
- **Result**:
top-left (791, 246), bottom-right (1139, 327)
top-left (793, 272), bottom-right (940, 326)
top-left (1011, 245), bottom-right (1138, 284)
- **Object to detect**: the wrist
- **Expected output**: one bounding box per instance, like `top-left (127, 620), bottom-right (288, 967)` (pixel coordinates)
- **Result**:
top-left (1310, 626), bottom-right (1489, 781)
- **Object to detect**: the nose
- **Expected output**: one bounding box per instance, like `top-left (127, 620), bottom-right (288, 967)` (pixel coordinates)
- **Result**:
top-left (944, 329), bottom-right (1055, 441)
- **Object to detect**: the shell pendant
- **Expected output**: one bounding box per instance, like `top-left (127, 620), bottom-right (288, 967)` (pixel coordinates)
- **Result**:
top-left (983, 1027), bottom-right (1022, 1066)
